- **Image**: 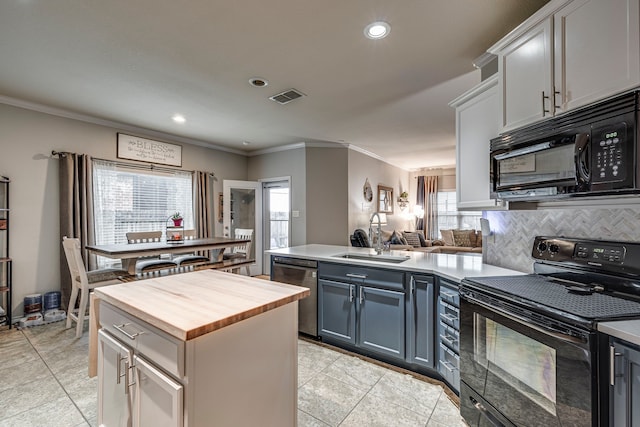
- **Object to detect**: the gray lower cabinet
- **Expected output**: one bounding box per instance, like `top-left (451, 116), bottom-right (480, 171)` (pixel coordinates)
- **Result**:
top-left (318, 262), bottom-right (405, 360)
top-left (406, 274), bottom-right (435, 369)
top-left (318, 279), bottom-right (356, 345)
top-left (358, 285), bottom-right (405, 359)
top-left (611, 339), bottom-right (640, 426)
top-left (437, 278), bottom-right (460, 392)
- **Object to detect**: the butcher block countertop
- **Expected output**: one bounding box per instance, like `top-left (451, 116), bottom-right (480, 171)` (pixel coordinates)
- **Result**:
top-left (94, 269), bottom-right (310, 341)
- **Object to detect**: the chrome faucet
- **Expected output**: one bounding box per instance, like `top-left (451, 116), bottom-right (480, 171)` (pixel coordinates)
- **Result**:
top-left (369, 212), bottom-right (384, 254)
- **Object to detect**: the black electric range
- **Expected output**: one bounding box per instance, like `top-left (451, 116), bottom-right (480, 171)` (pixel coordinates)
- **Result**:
top-left (464, 236), bottom-right (640, 328)
top-left (458, 236), bottom-right (640, 427)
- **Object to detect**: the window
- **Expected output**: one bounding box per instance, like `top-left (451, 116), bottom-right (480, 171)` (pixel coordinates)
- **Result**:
top-left (436, 191), bottom-right (481, 237)
top-left (93, 159), bottom-right (194, 268)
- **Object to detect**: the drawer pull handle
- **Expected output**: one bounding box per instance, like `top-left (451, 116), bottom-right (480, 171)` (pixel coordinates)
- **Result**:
top-left (439, 360), bottom-right (458, 373)
top-left (440, 334), bottom-right (458, 347)
top-left (441, 291), bottom-right (457, 299)
top-left (113, 323), bottom-right (144, 340)
top-left (439, 313), bottom-right (458, 323)
top-left (346, 273), bottom-right (367, 279)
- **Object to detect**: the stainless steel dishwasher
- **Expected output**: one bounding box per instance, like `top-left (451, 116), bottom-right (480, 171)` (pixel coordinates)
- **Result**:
top-left (271, 256), bottom-right (318, 337)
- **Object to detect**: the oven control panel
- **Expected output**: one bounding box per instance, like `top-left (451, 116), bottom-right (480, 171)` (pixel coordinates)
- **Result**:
top-left (591, 122), bottom-right (626, 183)
top-left (532, 237), bottom-right (627, 265)
top-left (573, 242), bottom-right (626, 264)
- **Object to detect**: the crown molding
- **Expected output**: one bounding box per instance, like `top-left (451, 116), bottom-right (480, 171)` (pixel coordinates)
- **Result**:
top-left (0, 95), bottom-right (246, 155)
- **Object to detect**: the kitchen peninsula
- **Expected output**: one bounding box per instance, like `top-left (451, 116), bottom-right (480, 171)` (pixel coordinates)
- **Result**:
top-left (268, 244), bottom-right (522, 281)
top-left (88, 270), bottom-right (309, 427)
top-left (268, 244), bottom-right (524, 394)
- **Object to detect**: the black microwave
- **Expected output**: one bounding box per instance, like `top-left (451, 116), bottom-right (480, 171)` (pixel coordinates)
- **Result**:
top-left (490, 91), bottom-right (640, 201)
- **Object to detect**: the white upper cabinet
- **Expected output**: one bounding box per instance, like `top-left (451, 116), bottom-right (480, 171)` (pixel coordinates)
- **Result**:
top-left (450, 75), bottom-right (505, 210)
top-left (554, 0), bottom-right (640, 112)
top-left (490, 0), bottom-right (640, 132)
top-left (500, 18), bottom-right (554, 131)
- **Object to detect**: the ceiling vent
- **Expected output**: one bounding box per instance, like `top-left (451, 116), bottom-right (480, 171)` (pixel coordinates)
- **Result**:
top-left (269, 88), bottom-right (306, 105)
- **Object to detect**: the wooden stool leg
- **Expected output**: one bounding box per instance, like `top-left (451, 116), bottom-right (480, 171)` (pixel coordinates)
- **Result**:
top-left (66, 284), bottom-right (79, 330)
top-left (75, 289), bottom-right (89, 338)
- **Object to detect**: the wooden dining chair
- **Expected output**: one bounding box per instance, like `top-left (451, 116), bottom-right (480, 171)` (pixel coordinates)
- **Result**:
top-left (222, 228), bottom-right (254, 275)
top-left (125, 231), bottom-right (178, 273)
top-left (173, 229), bottom-right (210, 267)
top-left (62, 237), bottom-right (133, 338)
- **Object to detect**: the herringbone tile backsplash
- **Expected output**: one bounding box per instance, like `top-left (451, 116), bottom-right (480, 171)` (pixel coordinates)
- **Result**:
top-left (484, 207), bottom-right (640, 273)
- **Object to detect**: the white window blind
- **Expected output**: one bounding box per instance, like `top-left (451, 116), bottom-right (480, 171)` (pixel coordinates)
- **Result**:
top-left (93, 159), bottom-right (194, 267)
top-left (436, 191), bottom-right (481, 237)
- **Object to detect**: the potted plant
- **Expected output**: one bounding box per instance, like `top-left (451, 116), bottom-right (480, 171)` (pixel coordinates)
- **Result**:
top-left (171, 212), bottom-right (183, 226)
top-left (398, 191), bottom-right (409, 210)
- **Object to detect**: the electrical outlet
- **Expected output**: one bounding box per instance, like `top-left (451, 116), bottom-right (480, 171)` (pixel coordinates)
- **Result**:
top-left (292, 210), bottom-right (300, 218)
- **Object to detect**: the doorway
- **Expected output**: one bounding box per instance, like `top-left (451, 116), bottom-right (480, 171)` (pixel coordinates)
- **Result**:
top-left (262, 179), bottom-right (290, 274)
top-left (223, 180), bottom-right (262, 276)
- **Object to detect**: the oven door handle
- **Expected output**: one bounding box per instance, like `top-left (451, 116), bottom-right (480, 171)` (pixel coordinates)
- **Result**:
top-left (469, 396), bottom-right (506, 427)
top-left (463, 294), bottom-right (587, 345)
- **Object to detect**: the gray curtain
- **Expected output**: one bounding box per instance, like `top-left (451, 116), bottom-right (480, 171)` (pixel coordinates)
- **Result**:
top-left (59, 153), bottom-right (95, 310)
top-left (424, 176), bottom-right (438, 240)
top-left (416, 175), bottom-right (439, 240)
top-left (416, 176), bottom-right (425, 231)
top-left (194, 171), bottom-right (213, 255)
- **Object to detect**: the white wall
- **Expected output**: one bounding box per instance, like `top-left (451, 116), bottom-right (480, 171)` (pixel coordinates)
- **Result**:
top-left (349, 150), bottom-right (412, 235)
top-left (0, 103), bottom-right (247, 318)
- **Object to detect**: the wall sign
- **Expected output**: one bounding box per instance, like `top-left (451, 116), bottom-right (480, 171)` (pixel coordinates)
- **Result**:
top-left (117, 133), bottom-right (182, 167)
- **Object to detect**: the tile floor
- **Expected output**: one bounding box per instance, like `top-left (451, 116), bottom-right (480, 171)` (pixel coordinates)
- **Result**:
top-left (0, 321), bottom-right (464, 427)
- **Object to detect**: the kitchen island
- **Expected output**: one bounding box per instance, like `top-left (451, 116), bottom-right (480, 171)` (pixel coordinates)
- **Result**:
top-left (88, 269), bottom-right (309, 427)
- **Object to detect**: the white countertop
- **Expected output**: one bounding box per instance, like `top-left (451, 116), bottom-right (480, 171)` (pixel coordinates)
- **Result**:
top-left (267, 244), bottom-right (525, 282)
top-left (599, 320), bottom-right (640, 346)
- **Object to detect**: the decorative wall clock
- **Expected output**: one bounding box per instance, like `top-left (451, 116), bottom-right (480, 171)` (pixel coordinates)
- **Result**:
top-left (363, 178), bottom-right (373, 202)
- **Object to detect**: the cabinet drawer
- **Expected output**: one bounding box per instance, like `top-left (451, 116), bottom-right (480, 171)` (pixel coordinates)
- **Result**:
top-left (319, 262), bottom-right (404, 291)
top-left (438, 321), bottom-right (459, 353)
top-left (438, 280), bottom-right (459, 307)
top-left (99, 302), bottom-right (185, 379)
top-left (439, 343), bottom-right (460, 392)
top-left (438, 300), bottom-right (459, 330)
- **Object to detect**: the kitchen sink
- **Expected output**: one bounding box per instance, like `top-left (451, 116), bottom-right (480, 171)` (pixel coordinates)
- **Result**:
top-left (332, 253), bottom-right (410, 263)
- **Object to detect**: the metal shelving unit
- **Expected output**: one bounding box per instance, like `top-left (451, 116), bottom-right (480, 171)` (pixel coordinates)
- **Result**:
top-left (0, 176), bottom-right (11, 328)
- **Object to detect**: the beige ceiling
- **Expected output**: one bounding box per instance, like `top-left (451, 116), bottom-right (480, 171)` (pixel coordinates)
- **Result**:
top-left (0, 0), bottom-right (549, 170)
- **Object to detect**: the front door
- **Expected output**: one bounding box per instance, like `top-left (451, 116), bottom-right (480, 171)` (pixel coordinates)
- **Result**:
top-left (223, 180), bottom-right (262, 276)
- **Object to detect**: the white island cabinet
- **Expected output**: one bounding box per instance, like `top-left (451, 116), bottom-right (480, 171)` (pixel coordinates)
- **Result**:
top-left (449, 74), bottom-right (505, 210)
top-left (490, 0), bottom-right (640, 132)
top-left (89, 270), bottom-right (309, 427)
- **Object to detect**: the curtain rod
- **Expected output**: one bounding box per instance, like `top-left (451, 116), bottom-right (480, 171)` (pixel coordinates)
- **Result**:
top-left (51, 150), bottom-right (71, 157)
top-left (52, 151), bottom-right (215, 177)
top-left (93, 156), bottom-right (196, 174)
top-left (95, 157), bottom-right (215, 177)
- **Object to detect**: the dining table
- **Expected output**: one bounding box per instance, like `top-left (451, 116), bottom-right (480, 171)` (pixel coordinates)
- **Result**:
top-left (86, 236), bottom-right (251, 274)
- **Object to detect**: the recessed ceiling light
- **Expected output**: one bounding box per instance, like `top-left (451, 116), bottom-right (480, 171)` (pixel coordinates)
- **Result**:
top-left (172, 114), bottom-right (186, 124)
top-left (364, 21), bottom-right (390, 40)
top-left (249, 77), bottom-right (269, 87)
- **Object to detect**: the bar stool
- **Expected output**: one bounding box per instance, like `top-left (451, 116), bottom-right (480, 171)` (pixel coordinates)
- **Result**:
top-left (62, 237), bottom-right (133, 338)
